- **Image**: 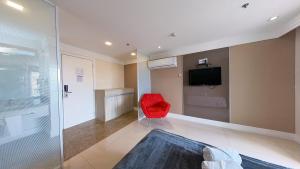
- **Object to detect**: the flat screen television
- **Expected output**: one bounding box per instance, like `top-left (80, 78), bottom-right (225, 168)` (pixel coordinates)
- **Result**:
top-left (189, 67), bottom-right (222, 86)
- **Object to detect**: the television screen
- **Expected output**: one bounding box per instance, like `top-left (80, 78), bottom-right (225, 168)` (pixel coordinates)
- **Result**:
top-left (189, 67), bottom-right (222, 86)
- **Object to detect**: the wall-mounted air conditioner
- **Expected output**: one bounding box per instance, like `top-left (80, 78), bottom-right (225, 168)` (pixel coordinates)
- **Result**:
top-left (148, 57), bottom-right (177, 70)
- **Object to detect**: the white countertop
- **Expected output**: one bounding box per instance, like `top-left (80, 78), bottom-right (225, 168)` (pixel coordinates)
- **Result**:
top-left (0, 105), bottom-right (49, 119)
top-left (96, 88), bottom-right (134, 97)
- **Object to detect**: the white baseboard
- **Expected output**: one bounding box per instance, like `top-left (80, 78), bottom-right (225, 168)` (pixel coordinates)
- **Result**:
top-left (168, 113), bottom-right (298, 143)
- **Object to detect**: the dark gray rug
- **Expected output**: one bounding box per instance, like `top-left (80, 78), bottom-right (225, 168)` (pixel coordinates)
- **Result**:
top-left (113, 129), bottom-right (290, 169)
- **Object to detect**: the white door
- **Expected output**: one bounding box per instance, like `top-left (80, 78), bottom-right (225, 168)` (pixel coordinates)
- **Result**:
top-left (62, 55), bottom-right (94, 129)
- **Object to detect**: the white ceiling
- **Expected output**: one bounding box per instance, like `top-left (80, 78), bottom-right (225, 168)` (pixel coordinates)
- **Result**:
top-left (56, 0), bottom-right (300, 60)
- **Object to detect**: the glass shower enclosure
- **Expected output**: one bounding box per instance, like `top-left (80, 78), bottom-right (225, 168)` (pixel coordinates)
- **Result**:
top-left (0, 0), bottom-right (62, 168)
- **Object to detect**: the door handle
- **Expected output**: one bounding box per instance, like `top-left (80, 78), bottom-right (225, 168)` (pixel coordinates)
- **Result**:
top-left (64, 85), bottom-right (72, 93)
top-left (64, 85), bottom-right (72, 97)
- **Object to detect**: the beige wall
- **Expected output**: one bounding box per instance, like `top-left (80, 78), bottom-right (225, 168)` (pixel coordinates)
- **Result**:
top-left (124, 63), bottom-right (137, 106)
top-left (151, 56), bottom-right (183, 114)
top-left (148, 31), bottom-right (296, 133)
top-left (95, 59), bottom-right (124, 89)
top-left (229, 31), bottom-right (295, 133)
top-left (296, 27), bottom-right (300, 139)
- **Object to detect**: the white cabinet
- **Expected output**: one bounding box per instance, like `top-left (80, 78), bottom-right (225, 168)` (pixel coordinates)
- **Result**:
top-left (95, 88), bottom-right (134, 122)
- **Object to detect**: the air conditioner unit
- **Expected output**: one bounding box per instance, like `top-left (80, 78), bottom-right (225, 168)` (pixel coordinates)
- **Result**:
top-left (148, 57), bottom-right (177, 70)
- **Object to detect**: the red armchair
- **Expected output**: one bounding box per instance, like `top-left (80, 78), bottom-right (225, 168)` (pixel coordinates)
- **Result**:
top-left (140, 94), bottom-right (171, 118)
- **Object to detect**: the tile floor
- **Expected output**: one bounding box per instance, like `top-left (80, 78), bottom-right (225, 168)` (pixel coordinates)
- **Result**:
top-left (63, 111), bottom-right (137, 160)
top-left (64, 117), bottom-right (300, 169)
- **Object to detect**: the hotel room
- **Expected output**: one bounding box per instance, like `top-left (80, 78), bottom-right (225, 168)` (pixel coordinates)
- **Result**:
top-left (0, 0), bottom-right (300, 169)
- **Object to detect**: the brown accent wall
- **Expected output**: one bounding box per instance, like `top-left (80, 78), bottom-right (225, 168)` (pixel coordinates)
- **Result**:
top-left (295, 27), bottom-right (300, 137)
top-left (124, 63), bottom-right (138, 107)
top-left (183, 48), bottom-right (229, 122)
top-left (229, 31), bottom-right (295, 133)
top-left (151, 56), bottom-right (183, 114)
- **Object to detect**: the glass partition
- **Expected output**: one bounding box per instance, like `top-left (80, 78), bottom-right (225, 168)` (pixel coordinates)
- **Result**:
top-left (0, 0), bottom-right (62, 168)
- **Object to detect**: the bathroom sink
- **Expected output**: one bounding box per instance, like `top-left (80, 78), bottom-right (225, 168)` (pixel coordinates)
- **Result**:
top-left (0, 105), bottom-right (49, 145)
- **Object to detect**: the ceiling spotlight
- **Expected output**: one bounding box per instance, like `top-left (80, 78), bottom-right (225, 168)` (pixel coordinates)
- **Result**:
top-left (131, 52), bottom-right (136, 56)
top-left (6, 0), bottom-right (24, 11)
top-left (105, 41), bottom-right (112, 46)
top-left (269, 16), bottom-right (278, 21)
top-left (158, 46), bottom-right (161, 49)
top-left (241, 3), bottom-right (250, 9)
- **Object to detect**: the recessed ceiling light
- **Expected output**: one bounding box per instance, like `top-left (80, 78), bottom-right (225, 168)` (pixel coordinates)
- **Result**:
top-left (158, 46), bottom-right (161, 49)
top-left (269, 16), bottom-right (278, 21)
top-left (105, 41), bottom-right (112, 46)
top-left (130, 52), bottom-right (136, 56)
top-left (6, 0), bottom-right (24, 11)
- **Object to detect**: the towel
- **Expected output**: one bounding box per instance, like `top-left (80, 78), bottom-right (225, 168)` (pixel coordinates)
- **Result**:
top-left (202, 160), bottom-right (243, 169)
top-left (203, 147), bottom-right (242, 165)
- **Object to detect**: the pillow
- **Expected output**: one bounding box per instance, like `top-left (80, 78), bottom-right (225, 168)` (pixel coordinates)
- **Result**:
top-left (203, 147), bottom-right (242, 165)
top-left (202, 160), bottom-right (243, 169)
